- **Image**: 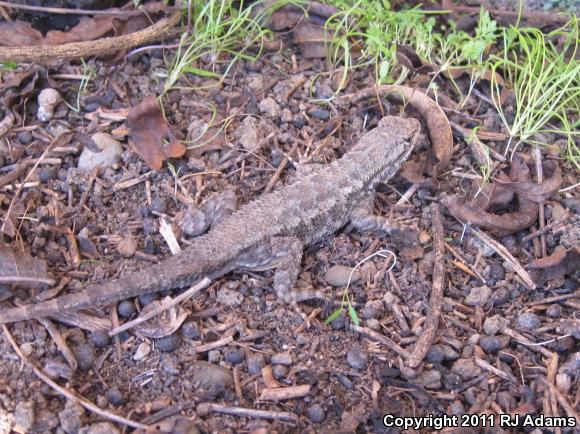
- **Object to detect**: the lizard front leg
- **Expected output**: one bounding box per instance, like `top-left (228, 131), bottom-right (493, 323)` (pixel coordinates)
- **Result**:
top-left (350, 193), bottom-right (419, 248)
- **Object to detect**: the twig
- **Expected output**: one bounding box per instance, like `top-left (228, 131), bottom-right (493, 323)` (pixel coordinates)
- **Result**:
top-left (544, 380), bottom-right (580, 426)
top-left (444, 243), bottom-right (486, 283)
top-left (352, 325), bottom-right (410, 358)
top-left (526, 290), bottom-right (580, 307)
top-left (108, 277), bottom-right (211, 336)
top-left (1, 325), bottom-right (148, 430)
top-left (503, 327), bottom-right (552, 358)
top-left (197, 403), bottom-right (298, 422)
top-left (474, 357), bottom-right (517, 383)
top-left (522, 215), bottom-right (567, 242)
top-left (471, 228), bottom-right (535, 289)
top-left (407, 203), bottom-right (444, 368)
top-left (0, 1), bottom-right (177, 16)
top-left (0, 11), bottom-right (181, 62)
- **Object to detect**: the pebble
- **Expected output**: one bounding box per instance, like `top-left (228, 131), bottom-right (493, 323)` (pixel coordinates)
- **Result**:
top-left (89, 330), bottom-right (111, 348)
top-left (464, 285), bottom-right (492, 307)
top-left (306, 404), bottom-right (325, 423)
top-left (426, 345), bottom-right (445, 363)
top-left (488, 262), bottom-right (505, 281)
top-left (181, 321), bottom-right (201, 340)
top-left (133, 342), bottom-right (151, 361)
top-left (20, 342), bottom-right (34, 357)
top-left (417, 370), bottom-right (442, 389)
top-left (77, 133), bottom-right (123, 172)
top-left (43, 359), bottom-right (74, 380)
top-left (258, 97), bottom-right (281, 118)
top-left (309, 108), bottom-right (330, 120)
top-left (441, 345), bottom-right (460, 361)
top-left (515, 312), bottom-right (541, 332)
top-left (58, 401), bottom-right (84, 434)
top-left (79, 422), bottom-right (121, 434)
top-left (73, 342), bottom-right (95, 371)
top-left (347, 346), bottom-right (368, 370)
top-left (552, 336), bottom-right (575, 354)
top-left (451, 358), bottom-right (483, 380)
top-left (157, 334), bottom-right (181, 353)
top-left (216, 288), bottom-right (244, 307)
top-left (138, 292), bottom-right (159, 307)
top-left (189, 361), bottom-right (233, 399)
top-left (117, 300), bottom-right (136, 319)
top-left (116, 234), bottom-right (136, 258)
top-left (479, 336), bottom-right (502, 354)
top-left (207, 349), bottom-right (221, 363)
top-left (324, 265), bottom-right (360, 287)
top-left (272, 364), bottom-right (288, 379)
top-left (106, 388), bottom-right (126, 406)
top-left (336, 373), bottom-right (353, 389)
top-left (247, 353), bottom-right (264, 375)
top-left (224, 347), bottom-right (245, 365)
top-left (38, 167), bottom-right (57, 183)
top-left (546, 304), bottom-right (562, 318)
top-left (292, 115), bottom-right (306, 129)
top-left (14, 401), bottom-right (35, 433)
top-left (37, 88), bottom-right (62, 122)
top-left (469, 237), bottom-right (496, 257)
top-left (17, 130), bottom-right (32, 145)
top-left (281, 108), bottom-right (293, 123)
top-left (330, 312), bottom-right (346, 330)
top-left (271, 352), bottom-right (293, 366)
top-left (483, 315), bottom-right (509, 335)
top-left (150, 196), bottom-right (167, 214)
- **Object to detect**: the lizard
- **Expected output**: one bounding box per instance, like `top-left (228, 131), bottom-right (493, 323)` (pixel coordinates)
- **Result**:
top-left (0, 116), bottom-right (421, 324)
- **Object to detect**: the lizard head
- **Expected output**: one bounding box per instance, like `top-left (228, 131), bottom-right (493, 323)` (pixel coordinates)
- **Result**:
top-left (377, 116), bottom-right (421, 143)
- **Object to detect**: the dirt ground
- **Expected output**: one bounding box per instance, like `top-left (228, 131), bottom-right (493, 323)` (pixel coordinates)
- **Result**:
top-left (0, 3), bottom-right (579, 434)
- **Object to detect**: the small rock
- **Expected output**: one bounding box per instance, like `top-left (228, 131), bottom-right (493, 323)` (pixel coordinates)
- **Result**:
top-left (469, 237), bottom-right (496, 257)
top-left (224, 347), bottom-right (245, 365)
top-left (77, 133), bottom-right (123, 172)
top-left (272, 364), bottom-right (288, 379)
top-left (79, 422), bottom-right (121, 434)
top-left (138, 292), bottom-right (159, 307)
top-left (546, 304), bottom-right (562, 318)
top-left (488, 262), bottom-right (505, 281)
top-left (216, 288), bottom-right (243, 307)
top-left (271, 352), bottom-right (293, 366)
top-left (14, 401), bottom-right (35, 433)
top-left (117, 300), bottom-right (136, 319)
top-left (552, 336), bottom-right (575, 354)
top-left (157, 334), bottom-right (181, 353)
top-left (417, 370), bottom-right (442, 389)
top-left (58, 401), bottom-right (84, 434)
top-left (73, 342), bottom-right (95, 371)
top-left (37, 88), bottom-right (62, 122)
top-left (207, 349), bottom-right (221, 363)
top-left (188, 361), bottom-right (233, 399)
top-left (281, 108), bottom-right (293, 123)
top-left (258, 97), bottom-right (280, 118)
top-left (38, 167), bottom-right (57, 183)
top-left (181, 321), bottom-right (201, 340)
top-left (106, 388), bottom-right (126, 406)
top-left (89, 330), bottom-right (111, 348)
top-left (309, 108), bottom-right (330, 120)
top-left (479, 336), bottom-right (502, 353)
top-left (43, 359), bottom-right (74, 380)
top-left (324, 265), bottom-right (360, 287)
top-left (464, 285), bottom-right (492, 307)
top-left (426, 345), bottom-right (445, 363)
top-left (133, 342), bottom-right (151, 361)
top-left (330, 311), bottom-right (346, 330)
top-left (117, 234), bottom-right (136, 257)
top-left (150, 196), bottom-right (167, 214)
top-left (515, 312), bottom-right (541, 332)
top-left (306, 404), bottom-right (325, 423)
top-left (20, 342), bottom-right (34, 357)
top-left (336, 373), bottom-right (353, 389)
top-left (441, 345), bottom-right (460, 361)
top-left (483, 315), bottom-right (509, 335)
top-left (247, 352), bottom-right (264, 375)
top-left (17, 130), bottom-right (32, 145)
top-left (292, 115), bottom-right (306, 129)
top-left (347, 346), bottom-right (368, 370)
top-left (451, 358), bottom-right (483, 381)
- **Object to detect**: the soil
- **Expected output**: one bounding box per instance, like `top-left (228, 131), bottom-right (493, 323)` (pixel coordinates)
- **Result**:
top-left (0, 4), bottom-right (579, 434)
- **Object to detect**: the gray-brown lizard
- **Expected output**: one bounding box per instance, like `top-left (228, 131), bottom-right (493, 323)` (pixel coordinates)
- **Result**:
top-left (0, 116), bottom-right (420, 324)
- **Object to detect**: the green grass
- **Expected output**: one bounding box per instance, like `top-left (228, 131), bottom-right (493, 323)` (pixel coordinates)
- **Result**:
top-left (490, 17), bottom-right (579, 166)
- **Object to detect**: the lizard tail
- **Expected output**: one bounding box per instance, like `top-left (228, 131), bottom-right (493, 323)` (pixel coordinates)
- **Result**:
top-left (0, 252), bottom-right (208, 324)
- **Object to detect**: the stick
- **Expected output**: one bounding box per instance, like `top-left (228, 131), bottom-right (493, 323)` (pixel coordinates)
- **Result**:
top-left (407, 203), bottom-right (445, 368)
top-left (108, 277), bottom-right (210, 336)
top-left (1, 325), bottom-right (147, 430)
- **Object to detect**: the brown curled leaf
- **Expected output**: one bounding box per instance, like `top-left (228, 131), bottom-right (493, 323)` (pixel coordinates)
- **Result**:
top-left (0, 244), bottom-right (55, 289)
top-left (495, 160), bottom-right (562, 203)
top-left (127, 96), bottom-right (186, 170)
top-left (528, 247), bottom-right (580, 285)
top-left (441, 194), bottom-right (538, 237)
top-left (135, 297), bottom-right (188, 339)
top-left (345, 85), bottom-right (453, 178)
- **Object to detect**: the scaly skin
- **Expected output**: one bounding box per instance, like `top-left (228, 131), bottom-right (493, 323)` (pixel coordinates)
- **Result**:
top-left (0, 116), bottom-right (420, 324)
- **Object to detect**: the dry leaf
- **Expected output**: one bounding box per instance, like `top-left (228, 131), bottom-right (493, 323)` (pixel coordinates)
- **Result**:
top-left (528, 247), bottom-right (580, 285)
top-left (0, 245), bottom-right (55, 289)
top-left (135, 297), bottom-right (188, 338)
top-left (127, 96), bottom-right (186, 170)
